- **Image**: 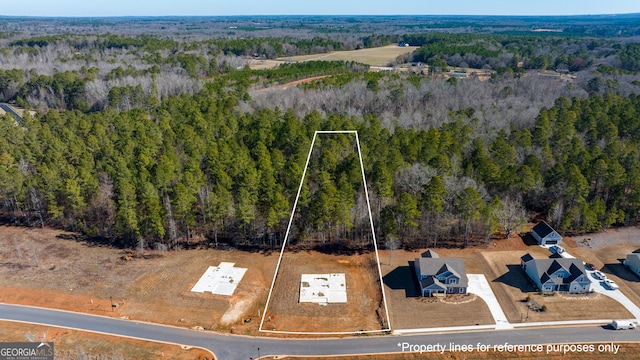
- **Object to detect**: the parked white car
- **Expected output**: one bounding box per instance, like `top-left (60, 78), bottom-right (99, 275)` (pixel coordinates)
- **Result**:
top-left (603, 279), bottom-right (619, 290)
top-left (592, 270), bottom-right (606, 280)
top-left (551, 245), bottom-right (565, 254)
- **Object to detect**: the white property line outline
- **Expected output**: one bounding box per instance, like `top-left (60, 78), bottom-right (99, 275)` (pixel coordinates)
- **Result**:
top-left (259, 130), bottom-right (391, 334)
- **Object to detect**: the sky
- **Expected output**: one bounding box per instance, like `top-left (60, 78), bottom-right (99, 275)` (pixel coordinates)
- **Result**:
top-left (2, 0), bottom-right (640, 17)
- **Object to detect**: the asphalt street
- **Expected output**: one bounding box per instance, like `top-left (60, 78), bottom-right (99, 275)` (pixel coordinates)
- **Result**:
top-left (1, 303), bottom-right (639, 360)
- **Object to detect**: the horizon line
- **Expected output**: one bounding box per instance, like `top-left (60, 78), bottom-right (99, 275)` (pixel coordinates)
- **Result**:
top-left (1, 12), bottom-right (639, 18)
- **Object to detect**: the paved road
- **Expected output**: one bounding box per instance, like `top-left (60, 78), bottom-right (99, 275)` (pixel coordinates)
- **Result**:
top-left (1, 303), bottom-right (639, 360)
top-left (0, 103), bottom-right (22, 123)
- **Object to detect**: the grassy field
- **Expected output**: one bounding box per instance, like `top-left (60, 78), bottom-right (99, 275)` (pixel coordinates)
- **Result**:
top-left (276, 45), bottom-right (419, 67)
top-left (0, 321), bottom-right (212, 360)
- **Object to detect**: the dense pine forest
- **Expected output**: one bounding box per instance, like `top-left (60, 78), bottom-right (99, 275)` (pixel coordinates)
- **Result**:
top-left (1, 15), bottom-right (640, 250)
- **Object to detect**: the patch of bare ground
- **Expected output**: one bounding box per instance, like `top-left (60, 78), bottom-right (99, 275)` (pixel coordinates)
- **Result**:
top-left (481, 250), bottom-right (633, 323)
top-left (0, 225), bottom-right (277, 335)
top-left (0, 320), bottom-right (212, 360)
top-left (248, 59), bottom-right (284, 70)
top-left (572, 226), bottom-right (640, 250)
top-left (264, 250), bottom-right (386, 333)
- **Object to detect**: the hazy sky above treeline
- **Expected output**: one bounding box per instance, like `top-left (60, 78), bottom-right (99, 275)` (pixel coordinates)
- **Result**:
top-left (2, 0), bottom-right (640, 17)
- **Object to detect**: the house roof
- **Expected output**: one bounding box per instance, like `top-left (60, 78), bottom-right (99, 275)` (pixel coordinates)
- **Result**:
top-left (547, 259), bottom-right (566, 275)
top-left (421, 249), bottom-right (440, 258)
top-left (436, 263), bottom-right (460, 279)
top-left (521, 253), bottom-right (534, 263)
top-left (521, 253), bottom-right (587, 286)
top-left (532, 221), bottom-right (557, 238)
top-left (627, 253), bottom-right (640, 261)
top-left (420, 276), bottom-right (447, 291)
top-left (415, 257), bottom-right (468, 287)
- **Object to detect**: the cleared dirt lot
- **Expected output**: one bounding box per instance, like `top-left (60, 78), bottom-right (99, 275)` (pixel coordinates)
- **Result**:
top-left (264, 250), bottom-right (386, 333)
top-left (0, 226), bottom-right (277, 334)
top-left (2, 225), bottom-right (640, 336)
top-left (278, 45), bottom-right (419, 67)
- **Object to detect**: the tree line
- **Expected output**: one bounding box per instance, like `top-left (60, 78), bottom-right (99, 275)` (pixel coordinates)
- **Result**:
top-left (1, 76), bottom-right (640, 249)
top-left (1, 30), bottom-right (638, 114)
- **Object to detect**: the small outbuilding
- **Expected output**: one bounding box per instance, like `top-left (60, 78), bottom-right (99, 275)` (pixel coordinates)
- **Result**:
top-left (531, 221), bottom-right (562, 246)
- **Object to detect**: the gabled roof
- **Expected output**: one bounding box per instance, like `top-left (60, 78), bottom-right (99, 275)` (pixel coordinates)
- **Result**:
top-left (436, 263), bottom-right (460, 279)
top-left (627, 253), bottom-right (640, 261)
top-left (420, 276), bottom-right (447, 291)
top-left (532, 221), bottom-right (556, 238)
top-left (415, 257), bottom-right (468, 287)
top-left (421, 249), bottom-right (439, 258)
top-left (521, 253), bottom-right (587, 286)
top-left (547, 259), bottom-right (567, 276)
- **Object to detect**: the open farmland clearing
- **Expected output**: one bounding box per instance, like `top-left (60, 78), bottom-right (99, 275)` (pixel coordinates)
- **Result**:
top-left (276, 44), bottom-right (419, 67)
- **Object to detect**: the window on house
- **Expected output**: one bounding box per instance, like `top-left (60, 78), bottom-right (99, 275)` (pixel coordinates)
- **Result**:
top-left (459, 288), bottom-right (464, 293)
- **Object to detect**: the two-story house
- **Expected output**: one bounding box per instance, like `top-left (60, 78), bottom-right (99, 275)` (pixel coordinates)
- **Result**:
top-left (414, 250), bottom-right (468, 297)
top-left (520, 253), bottom-right (591, 293)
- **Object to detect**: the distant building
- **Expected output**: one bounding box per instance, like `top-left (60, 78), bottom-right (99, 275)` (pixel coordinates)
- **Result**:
top-left (398, 41), bottom-right (409, 47)
top-left (520, 254), bottom-right (590, 293)
top-left (531, 221), bottom-right (562, 246)
top-left (414, 251), bottom-right (468, 297)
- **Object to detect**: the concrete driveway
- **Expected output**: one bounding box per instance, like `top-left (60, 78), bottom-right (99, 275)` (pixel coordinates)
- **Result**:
top-left (467, 274), bottom-right (512, 329)
top-left (589, 271), bottom-right (640, 321)
top-left (559, 248), bottom-right (640, 322)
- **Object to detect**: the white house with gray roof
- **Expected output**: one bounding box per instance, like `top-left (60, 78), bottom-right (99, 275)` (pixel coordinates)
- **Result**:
top-left (520, 253), bottom-right (590, 293)
top-left (414, 250), bottom-right (468, 297)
